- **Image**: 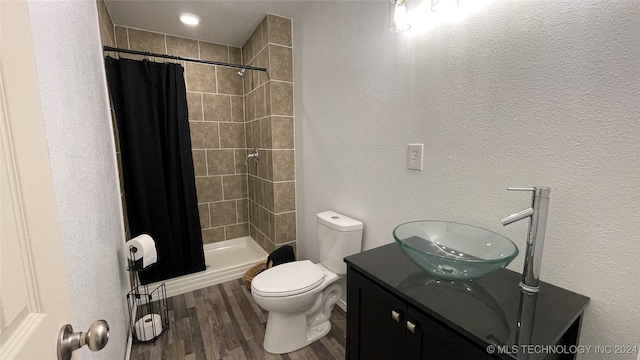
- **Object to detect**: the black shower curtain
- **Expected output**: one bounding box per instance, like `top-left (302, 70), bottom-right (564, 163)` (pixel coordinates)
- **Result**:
top-left (105, 57), bottom-right (205, 284)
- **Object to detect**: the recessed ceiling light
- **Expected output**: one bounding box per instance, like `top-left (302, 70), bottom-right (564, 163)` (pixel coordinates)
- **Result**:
top-left (179, 13), bottom-right (200, 26)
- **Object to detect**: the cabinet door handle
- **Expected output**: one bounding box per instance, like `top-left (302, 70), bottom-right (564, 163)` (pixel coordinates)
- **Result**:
top-left (391, 310), bottom-right (401, 322)
top-left (406, 320), bottom-right (417, 334)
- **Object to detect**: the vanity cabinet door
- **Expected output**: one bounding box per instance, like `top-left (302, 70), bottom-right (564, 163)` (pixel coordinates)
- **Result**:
top-left (405, 307), bottom-right (495, 360)
top-left (347, 269), bottom-right (407, 360)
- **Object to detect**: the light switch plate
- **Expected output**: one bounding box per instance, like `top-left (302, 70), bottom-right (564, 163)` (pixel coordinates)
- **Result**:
top-left (407, 144), bottom-right (423, 171)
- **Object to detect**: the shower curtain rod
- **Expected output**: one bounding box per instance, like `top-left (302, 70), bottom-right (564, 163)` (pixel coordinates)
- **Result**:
top-left (103, 46), bottom-right (267, 72)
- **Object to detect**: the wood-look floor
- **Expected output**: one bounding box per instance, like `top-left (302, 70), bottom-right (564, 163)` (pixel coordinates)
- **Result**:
top-left (130, 278), bottom-right (347, 360)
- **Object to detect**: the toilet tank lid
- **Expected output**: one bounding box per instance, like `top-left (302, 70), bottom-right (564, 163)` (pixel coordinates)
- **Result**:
top-left (317, 211), bottom-right (363, 232)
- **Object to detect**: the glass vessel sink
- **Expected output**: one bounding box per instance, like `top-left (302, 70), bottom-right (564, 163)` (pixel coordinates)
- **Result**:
top-left (393, 221), bottom-right (519, 280)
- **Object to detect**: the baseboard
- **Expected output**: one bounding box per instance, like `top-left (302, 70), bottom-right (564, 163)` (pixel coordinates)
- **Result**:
top-left (337, 298), bottom-right (347, 312)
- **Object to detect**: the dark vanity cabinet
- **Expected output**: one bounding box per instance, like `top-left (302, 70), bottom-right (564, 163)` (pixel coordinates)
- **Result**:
top-left (345, 244), bottom-right (590, 360)
top-left (349, 269), bottom-right (495, 360)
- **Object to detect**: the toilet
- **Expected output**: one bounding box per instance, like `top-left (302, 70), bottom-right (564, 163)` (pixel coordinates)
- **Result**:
top-left (251, 211), bottom-right (363, 354)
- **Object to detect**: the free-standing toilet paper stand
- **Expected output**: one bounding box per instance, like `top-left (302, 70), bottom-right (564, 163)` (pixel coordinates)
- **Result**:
top-left (126, 246), bottom-right (170, 344)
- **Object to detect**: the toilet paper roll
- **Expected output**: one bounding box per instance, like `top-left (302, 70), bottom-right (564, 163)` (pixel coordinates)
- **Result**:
top-left (134, 313), bottom-right (163, 342)
top-left (126, 234), bottom-right (157, 268)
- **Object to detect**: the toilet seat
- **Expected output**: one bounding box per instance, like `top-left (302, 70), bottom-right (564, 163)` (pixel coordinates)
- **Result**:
top-left (252, 260), bottom-right (325, 297)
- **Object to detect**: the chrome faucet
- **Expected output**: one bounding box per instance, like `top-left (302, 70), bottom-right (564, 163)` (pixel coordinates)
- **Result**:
top-left (500, 187), bottom-right (551, 294)
top-left (244, 149), bottom-right (259, 166)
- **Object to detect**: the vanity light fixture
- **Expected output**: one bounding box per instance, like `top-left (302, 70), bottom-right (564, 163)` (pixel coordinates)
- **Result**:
top-left (389, 0), bottom-right (411, 33)
top-left (431, 0), bottom-right (459, 13)
top-left (178, 13), bottom-right (200, 26)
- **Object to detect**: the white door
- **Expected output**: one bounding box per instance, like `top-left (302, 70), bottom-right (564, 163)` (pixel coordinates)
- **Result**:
top-left (0, 0), bottom-right (75, 358)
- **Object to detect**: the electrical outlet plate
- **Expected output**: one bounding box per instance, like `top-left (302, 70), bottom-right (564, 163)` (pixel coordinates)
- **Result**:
top-left (407, 144), bottom-right (423, 171)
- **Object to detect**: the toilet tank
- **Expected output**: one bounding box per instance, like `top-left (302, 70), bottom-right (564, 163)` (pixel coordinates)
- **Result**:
top-left (317, 211), bottom-right (363, 275)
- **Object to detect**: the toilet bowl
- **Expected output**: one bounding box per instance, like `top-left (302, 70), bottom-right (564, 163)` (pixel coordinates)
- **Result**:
top-left (251, 211), bottom-right (363, 354)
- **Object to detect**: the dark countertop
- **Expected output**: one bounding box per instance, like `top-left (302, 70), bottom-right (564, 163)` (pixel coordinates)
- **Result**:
top-left (345, 243), bottom-right (590, 360)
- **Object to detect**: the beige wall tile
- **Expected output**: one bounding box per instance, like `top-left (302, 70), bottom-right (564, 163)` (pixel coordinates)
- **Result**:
top-left (223, 175), bottom-right (247, 200)
top-left (192, 150), bottom-right (207, 176)
top-left (258, 206), bottom-right (270, 237)
top-left (225, 223), bottom-right (249, 240)
top-left (256, 48), bottom-right (270, 88)
top-left (269, 45), bottom-right (293, 82)
top-left (257, 149), bottom-right (269, 180)
top-left (236, 199), bottom-right (249, 223)
top-left (245, 23), bottom-right (260, 62)
top-left (229, 47), bottom-right (242, 64)
top-left (267, 15), bottom-right (292, 47)
top-left (187, 92), bottom-right (203, 120)
top-left (166, 36), bottom-right (199, 58)
top-left (271, 117), bottom-right (294, 149)
top-left (250, 200), bottom-right (260, 229)
top-left (219, 123), bottom-right (246, 148)
top-left (97, 1), bottom-right (114, 38)
top-left (128, 28), bottom-right (166, 53)
top-left (265, 239), bottom-right (276, 254)
top-left (249, 120), bottom-right (263, 148)
top-left (254, 177), bottom-right (264, 206)
top-left (270, 82), bottom-right (293, 116)
top-left (195, 176), bottom-right (223, 203)
top-left (248, 175), bottom-right (256, 201)
top-left (217, 67), bottom-right (243, 95)
top-left (207, 149), bottom-right (235, 175)
top-left (255, 85), bottom-right (266, 118)
top-left (263, 181), bottom-right (274, 212)
top-left (185, 63), bottom-right (217, 93)
top-left (203, 94), bottom-right (231, 121)
top-left (242, 45), bottom-right (250, 69)
top-left (234, 149), bottom-right (248, 174)
top-left (203, 227), bottom-right (225, 244)
top-left (200, 41), bottom-right (229, 62)
top-left (272, 150), bottom-right (294, 181)
top-left (198, 203), bottom-right (210, 229)
top-left (275, 212), bottom-right (296, 243)
top-left (99, 21), bottom-right (115, 48)
top-left (189, 122), bottom-right (219, 149)
top-left (210, 201), bottom-right (237, 227)
top-left (261, 117), bottom-right (272, 149)
top-left (255, 229), bottom-right (266, 250)
top-left (231, 96), bottom-right (244, 122)
top-left (267, 211), bottom-right (275, 240)
top-left (115, 26), bottom-right (128, 49)
top-left (245, 91), bottom-right (256, 121)
top-left (265, 81), bottom-right (272, 116)
top-left (245, 121), bottom-right (254, 149)
top-left (273, 181), bottom-right (295, 213)
top-left (261, 16), bottom-right (269, 48)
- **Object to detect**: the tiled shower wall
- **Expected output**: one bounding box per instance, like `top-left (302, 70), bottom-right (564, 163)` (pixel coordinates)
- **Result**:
top-left (97, 2), bottom-right (295, 254)
top-left (110, 25), bottom-right (250, 244)
top-left (242, 15), bottom-right (297, 255)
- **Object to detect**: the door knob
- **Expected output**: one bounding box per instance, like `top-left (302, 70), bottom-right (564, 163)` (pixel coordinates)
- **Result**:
top-left (57, 320), bottom-right (109, 360)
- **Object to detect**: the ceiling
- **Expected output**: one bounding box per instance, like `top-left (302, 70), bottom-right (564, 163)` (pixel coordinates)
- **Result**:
top-left (104, 1), bottom-right (312, 47)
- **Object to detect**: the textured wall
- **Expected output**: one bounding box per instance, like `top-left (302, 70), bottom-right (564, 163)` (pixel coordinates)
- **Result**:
top-left (293, 1), bottom-right (639, 358)
top-left (27, 0), bottom-right (128, 358)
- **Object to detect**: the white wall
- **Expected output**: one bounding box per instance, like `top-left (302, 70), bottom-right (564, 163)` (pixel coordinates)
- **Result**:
top-left (28, 0), bottom-right (129, 358)
top-left (293, 1), bottom-right (639, 358)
